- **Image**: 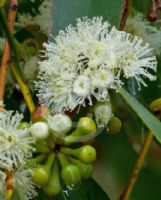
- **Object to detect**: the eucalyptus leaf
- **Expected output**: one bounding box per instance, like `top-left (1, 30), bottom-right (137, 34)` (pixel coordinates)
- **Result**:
top-left (36, 178), bottom-right (109, 200)
top-left (52, 0), bottom-right (125, 35)
top-left (118, 86), bottom-right (161, 143)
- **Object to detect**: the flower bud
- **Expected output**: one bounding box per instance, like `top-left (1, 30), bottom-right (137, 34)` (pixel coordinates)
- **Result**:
top-left (43, 160), bottom-right (61, 196)
top-left (68, 157), bottom-right (93, 179)
top-left (107, 117), bottom-right (122, 134)
top-left (30, 122), bottom-right (49, 139)
top-left (149, 98), bottom-right (161, 116)
top-left (32, 166), bottom-right (49, 186)
top-left (77, 117), bottom-right (96, 135)
top-left (61, 145), bottom-right (96, 164)
top-left (93, 102), bottom-right (112, 128)
top-left (32, 153), bottom-right (55, 186)
top-left (61, 164), bottom-right (81, 188)
top-left (78, 145), bottom-right (96, 164)
top-left (48, 114), bottom-right (72, 136)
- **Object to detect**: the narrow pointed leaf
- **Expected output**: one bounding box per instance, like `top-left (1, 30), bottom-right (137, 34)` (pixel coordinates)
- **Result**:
top-left (118, 86), bottom-right (161, 143)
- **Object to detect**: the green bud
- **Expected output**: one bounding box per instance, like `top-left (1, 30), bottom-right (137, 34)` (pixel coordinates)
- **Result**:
top-left (43, 160), bottom-right (61, 196)
top-left (32, 167), bottom-right (49, 186)
top-left (107, 117), bottom-right (122, 134)
top-left (32, 153), bottom-right (55, 186)
top-left (77, 117), bottom-right (96, 135)
top-left (78, 145), bottom-right (96, 164)
top-left (149, 98), bottom-right (161, 114)
top-left (61, 145), bottom-right (96, 164)
top-left (68, 156), bottom-right (93, 179)
top-left (61, 164), bottom-right (81, 188)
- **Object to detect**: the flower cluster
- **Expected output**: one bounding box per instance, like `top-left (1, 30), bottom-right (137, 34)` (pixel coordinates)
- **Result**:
top-left (0, 110), bottom-right (37, 200)
top-left (35, 17), bottom-right (157, 115)
top-left (17, 0), bottom-right (54, 35)
top-left (125, 10), bottom-right (161, 55)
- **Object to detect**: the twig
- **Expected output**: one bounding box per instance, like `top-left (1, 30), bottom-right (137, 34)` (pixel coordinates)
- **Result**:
top-left (0, 5), bottom-right (36, 114)
top-left (0, 0), bottom-right (18, 109)
top-left (120, 132), bottom-right (153, 200)
top-left (119, 95), bottom-right (161, 200)
top-left (119, 0), bottom-right (130, 30)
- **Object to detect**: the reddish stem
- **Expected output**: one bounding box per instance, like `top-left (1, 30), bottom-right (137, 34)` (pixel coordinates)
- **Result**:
top-left (119, 0), bottom-right (130, 31)
top-left (0, 0), bottom-right (18, 107)
top-left (147, 0), bottom-right (158, 22)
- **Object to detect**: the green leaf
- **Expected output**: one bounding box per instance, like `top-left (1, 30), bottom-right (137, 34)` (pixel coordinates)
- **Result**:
top-left (67, 178), bottom-right (109, 200)
top-left (52, 0), bottom-right (125, 35)
top-left (117, 86), bottom-right (161, 143)
top-left (36, 178), bottom-right (109, 200)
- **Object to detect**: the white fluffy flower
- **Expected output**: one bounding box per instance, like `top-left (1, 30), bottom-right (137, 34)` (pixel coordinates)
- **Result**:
top-left (0, 167), bottom-right (37, 200)
top-left (13, 168), bottom-right (37, 200)
top-left (113, 31), bottom-right (157, 87)
top-left (125, 11), bottom-right (161, 55)
top-left (35, 17), bottom-right (157, 113)
top-left (17, 0), bottom-right (54, 35)
top-left (34, 0), bottom-right (54, 35)
top-left (0, 110), bottom-right (35, 170)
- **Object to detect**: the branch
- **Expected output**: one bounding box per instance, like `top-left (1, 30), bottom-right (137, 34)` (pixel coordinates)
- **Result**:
top-left (120, 132), bottom-right (153, 200)
top-left (119, 0), bottom-right (130, 31)
top-left (0, 0), bottom-right (17, 108)
top-left (0, 5), bottom-right (35, 114)
top-left (120, 97), bottom-right (161, 200)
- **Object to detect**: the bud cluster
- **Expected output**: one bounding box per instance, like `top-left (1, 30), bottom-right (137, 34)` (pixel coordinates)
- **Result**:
top-left (28, 111), bottom-right (98, 196)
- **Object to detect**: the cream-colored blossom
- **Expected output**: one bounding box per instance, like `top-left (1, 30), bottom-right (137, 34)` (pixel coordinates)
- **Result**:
top-left (0, 167), bottom-right (37, 200)
top-left (0, 110), bottom-right (35, 170)
top-left (35, 17), bottom-right (157, 113)
top-left (125, 11), bottom-right (161, 55)
top-left (17, 0), bottom-right (54, 35)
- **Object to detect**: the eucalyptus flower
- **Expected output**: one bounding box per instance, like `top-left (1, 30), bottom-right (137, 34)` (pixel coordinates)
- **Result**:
top-left (125, 10), bottom-right (161, 55)
top-left (0, 110), bottom-right (35, 170)
top-left (35, 17), bottom-right (157, 113)
top-left (13, 168), bottom-right (37, 200)
top-left (0, 167), bottom-right (37, 200)
top-left (17, 0), bottom-right (54, 35)
top-left (112, 30), bottom-right (157, 87)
